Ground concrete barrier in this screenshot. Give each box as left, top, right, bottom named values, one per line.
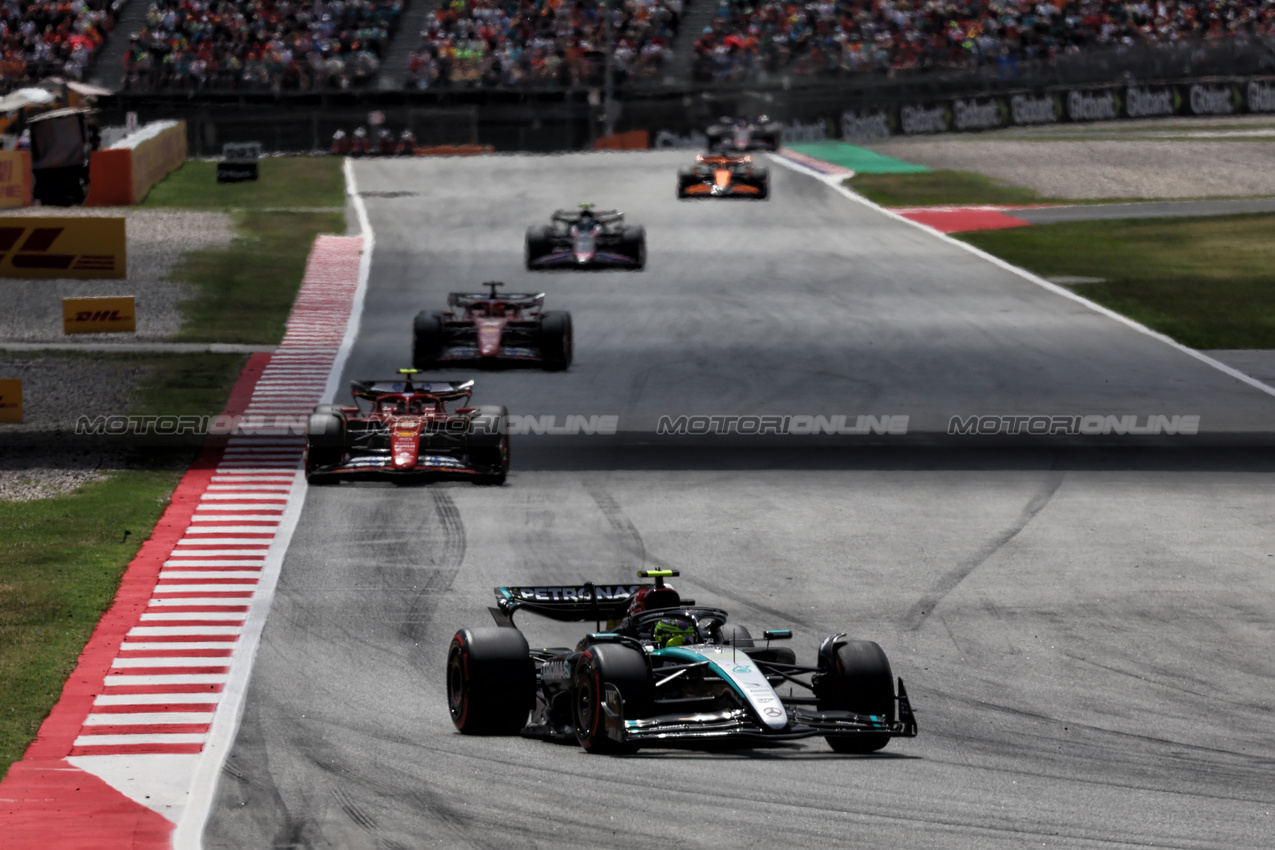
left=84, top=120, right=187, bottom=206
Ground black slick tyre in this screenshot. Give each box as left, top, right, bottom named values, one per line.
left=821, top=639, right=895, bottom=754
left=447, top=627, right=534, bottom=734
left=539, top=311, right=573, bottom=371
left=572, top=643, right=650, bottom=753
left=413, top=311, right=444, bottom=369
left=620, top=225, right=645, bottom=270
left=525, top=225, right=552, bottom=269
left=467, top=404, right=509, bottom=485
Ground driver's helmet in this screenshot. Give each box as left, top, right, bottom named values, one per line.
left=653, top=617, right=696, bottom=648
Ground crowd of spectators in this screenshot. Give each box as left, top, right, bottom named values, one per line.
left=691, top=1, right=1275, bottom=83
left=123, top=0, right=403, bottom=91
left=0, top=0, right=122, bottom=88
left=405, top=0, right=683, bottom=89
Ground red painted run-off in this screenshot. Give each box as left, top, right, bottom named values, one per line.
left=0, top=235, right=365, bottom=849
left=893, top=207, right=1034, bottom=233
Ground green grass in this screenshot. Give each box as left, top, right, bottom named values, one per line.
left=0, top=469, right=184, bottom=776
left=848, top=170, right=1049, bottom=207
left=140, top=156, right=346, bottom=345
left=958, top=213, right=1275, bottom=349
left=170, top=210, right=344, bottom=345
left=142, top=157, right=345, bottom=210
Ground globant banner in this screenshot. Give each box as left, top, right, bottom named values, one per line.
left=836, top=76, right=1275, bottom=139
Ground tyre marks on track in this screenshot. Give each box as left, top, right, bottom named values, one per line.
left=905, top=470, right=1065, bottom=630
left=399, top=491, right=466, bottom=642
left=585, top=481, right=646, bottom=573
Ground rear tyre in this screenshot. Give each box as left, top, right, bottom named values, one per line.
left=820, top=639, right=895, bottom=754
left=468, top=404, right=509, bottom=485
left=447, top=627, right=534, bottom=734
left=539, top=311, right=573, bottom=371
left=525, top=225, right=553, bottom=270
left=620, top=225, right=645, bottom=270
left=573, top=643, right=650, bottom=753
left=413, top=311, right=444, bottom=369
left=717, top=623, right=754, bottom=648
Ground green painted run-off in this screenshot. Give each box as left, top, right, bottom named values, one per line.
left=787, top=142, right=930, bottom=174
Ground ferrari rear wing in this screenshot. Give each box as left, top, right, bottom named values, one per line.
left=350, top=379, right=475, bottom=401
left=448, top=292, right=544, bottom=310
left=491, top=583, right=643, bottom=625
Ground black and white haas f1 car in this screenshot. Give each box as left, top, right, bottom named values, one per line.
left=706, top=115, right=783, bottom=152
left=677, top=153, right=769, bottom=199
left=413, top=281, right=572, bottom=371
left=447, top=570, right=917, bottom=754
left=305, top=369, right=509, bottom=484
left=525, top=203, right=645, bottom=271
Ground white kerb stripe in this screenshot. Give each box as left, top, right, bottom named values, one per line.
left=84, top=713, right=214, bottom=725
left=104, top=674, right=229, bottom=686
left=74, top=734, right=208, bottom=746
left=95, top=692, right=223, bottom=705
left=112, top=656, right=235, bottom=667
left=128, top=626, right=243, bottom=636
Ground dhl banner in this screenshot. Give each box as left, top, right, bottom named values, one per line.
left=0, top=217, right=126, bottom=279
left=0, top=379, right=22, bottom=423
left=63, top=295, right=136, bottom=334
left=0, top=150, right=33, bottom=208
left=85, top=120, right=187, bottom=206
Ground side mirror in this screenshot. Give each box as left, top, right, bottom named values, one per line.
left=762, top=629, right=792, bottom=641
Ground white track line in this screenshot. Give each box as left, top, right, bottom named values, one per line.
left=768, top=152, right=1275, bottom=399
left=173, top=158, right=376, bottom=850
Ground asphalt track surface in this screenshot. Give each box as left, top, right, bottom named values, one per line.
left=205, top=152, right=1275, bottom=849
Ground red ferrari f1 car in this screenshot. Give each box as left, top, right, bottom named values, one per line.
left=413, top=282, right=572, bottom=371
left=677, top=153, right=769, bottom=199
left=305, top=370, right=509, bottom=484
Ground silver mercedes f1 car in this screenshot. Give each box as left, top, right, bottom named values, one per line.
left=446, top=570, right=917, bottom=754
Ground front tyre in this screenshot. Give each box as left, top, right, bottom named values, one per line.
left=447, top=627, right=534, bottom=734
left=820, top=639, right=895, bottom=754
left=572, top=643, right=650, bottom=753
left=539, top=311, right=573, bottom=371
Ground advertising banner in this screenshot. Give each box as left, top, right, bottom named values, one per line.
left=0, top=150, right=33, bottom=208
left=952, top=97, right=1008, bottom=132
left=0, top=217, right=125, bottom=279
left=62, top=295, right=136, bottom=334
left=1007, top=92, right=1062, bottom=126
left=1181, top=82, right=1241, bottom=116
left=840, top=109, right=893, bottom=141
left=1065, top=88, right=1122, bottom=122
left=1124, top=85, right=1178, bottom=118
left=0, top=378, right=21, bottom=423
left=898, top=102, right=951, bottom=135
left=1245, top=79, right=1275, bottom=113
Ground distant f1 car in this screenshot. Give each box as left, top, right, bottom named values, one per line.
left=677, top=153, right=769, bottom=199
left=525, top=204, right=645, bottom=270
left=305, top=369, right=509, bottom=484
left=446, top=569, right=917, bottom=754
left=706, top=116, right=783, bottom=152
left=413, top=282, right=572, bottom=371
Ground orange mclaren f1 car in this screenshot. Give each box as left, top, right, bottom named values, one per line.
left=676, top=153, right=769, bottom=200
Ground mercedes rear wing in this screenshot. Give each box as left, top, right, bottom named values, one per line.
left=491, top=583, right=643, bottom=626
